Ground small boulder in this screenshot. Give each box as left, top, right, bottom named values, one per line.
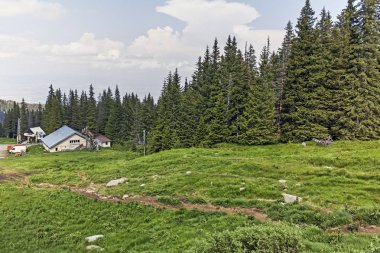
left=122, top=194, right=129, bottom=200
left=86, top=245, right=103, bottom=251
left=186, top=171, right=192, bottom=175
left=302, top=142, right=307, bottom=147
left=239, top=187, right=245, bottom=192
left=106, top=178, right=127, bottom=187
left=85, top=235, right=104, bottom=242
left=282, top=193, right=302, bottom=203
left=279, top=179, right=287, bottom=184
left=140, top=184, right=145, bottom=187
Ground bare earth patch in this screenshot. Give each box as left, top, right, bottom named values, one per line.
left=0, top=172, right=29, bottom=183
left=37, top=183, right=268, bottom=222
left=326, top=225, right=380, bottom=235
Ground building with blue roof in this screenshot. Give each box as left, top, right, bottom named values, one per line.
left=41, top=125, right=90, bottom=152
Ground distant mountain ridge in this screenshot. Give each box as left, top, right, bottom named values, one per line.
left=0, top=99, right=41, bottom=112
left=0, top=99, right=42, bottom=124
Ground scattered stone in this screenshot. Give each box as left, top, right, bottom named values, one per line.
left=295, top=183, right=302, bottom=187
left=239, top=187, right=245, bottom=192
left=279, top=179, right=287, bottom=184
left=86, top=245, right=103, bottom=251
left=85, top=235, right=104, bottom=242
left=106, top=178, right=127, bottom=187
left=324, top=166, right=333, bottom=170
left=122, top=194, right=129, bottom=200
left=151, top=175, right=160, bottom=180
left=282, top=193, right=302, bottom=203
left=140, top=184, right=145, bottom=187
left=186, top=171, right=192, bottom=175
left=302, top=142, right=307, bottom=147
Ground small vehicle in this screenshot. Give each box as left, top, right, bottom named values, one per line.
left=8, top=144, right=27, bottom=154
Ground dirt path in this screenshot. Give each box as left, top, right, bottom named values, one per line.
left=0, top=144, right=8, bottom=159
left=37, top=183, right=268, bottom=222
left=326, top=225, right=380, bottom=235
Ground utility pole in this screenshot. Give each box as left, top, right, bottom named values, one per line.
left=143, top=129, right=146, bottom=156
left=17, top=118, right=21, bottom=144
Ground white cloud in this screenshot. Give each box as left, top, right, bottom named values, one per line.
left=0, top=33, right=125, bottom=69
left=38, top=33, right=124, bottom=61
left=0, top=0, right=287, bottom=89
left=127, top=0, right=285, bottom=72
left=0, top=0, right=65, bottom=20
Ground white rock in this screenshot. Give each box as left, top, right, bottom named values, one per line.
left=106, top=178, right=127, bottom=187
left=239, top=187, right=245, bottom=192
left=282, top=193, right=302, bottom=203
left=85, top=235, right=104, bottom=242
left=302, top=142, right=307, bottom=147
left=295, top=183, right=302, bottom=187
left=324, top=166, right=333, bottom=170
left=140, top=184, right=145, bottom=187
left=151, top=175, right=160, bottom=180
left=122, top=194, right=129, bottom=200
left=186, top=171, right=192, bottom=175
left=86, top=245, right=103, bottom=251
left=279, top=180, right=287, bottom=184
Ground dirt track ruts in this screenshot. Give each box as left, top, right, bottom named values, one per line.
left=37, top=183, right=268, bottom=222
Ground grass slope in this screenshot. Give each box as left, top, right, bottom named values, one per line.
left=0, top=137, right=16, bottom=144
left=0, top=140, right=379, bottom=252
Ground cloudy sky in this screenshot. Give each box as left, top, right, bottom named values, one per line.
left=0, top=0, right=347, bottom=103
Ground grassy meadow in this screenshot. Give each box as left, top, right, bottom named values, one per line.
left=0, top=140, right=379, bottom=252
left=0, top=137, right=16, bottom=144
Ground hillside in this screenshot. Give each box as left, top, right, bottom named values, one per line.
left=0, top=141, right=379, bottom=252
left=0, top=99, right=41, bottom=112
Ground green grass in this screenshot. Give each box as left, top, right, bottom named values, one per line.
left=4, top=140, right=379, bottom=207
left=0, top=140, right=379, bottom=252
left=0, top=137, right=16, bottom=144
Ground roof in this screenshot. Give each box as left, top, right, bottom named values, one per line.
left=41, top=125, right=88, bottom=149
left=30, top=127, right=45, bottom=135
left=94, top=134, right=111, bottom=143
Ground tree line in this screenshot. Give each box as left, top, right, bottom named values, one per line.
left=1, top=0, right=379, bottom=153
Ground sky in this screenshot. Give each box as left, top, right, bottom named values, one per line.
left=0, top=0, right=348, bottom=103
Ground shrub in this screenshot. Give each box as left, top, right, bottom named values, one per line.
left=348, top=208, right=380, bottom=225
left=322, top=209, right=353, bottom=229
left=193, top=223, right=303, bottom=253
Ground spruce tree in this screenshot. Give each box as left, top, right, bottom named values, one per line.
left=281, top=0, right=329, bottom=141
left=87, top=84, right=97, bottom=132
left=105, top=86, right=122, bottom=141
left=240, top=41, right=278, bottom=144
left=275, top=21, right=294, bottom=129
left=20, top=98, right=28, bottom=133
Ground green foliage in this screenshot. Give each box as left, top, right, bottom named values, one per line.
left=193, top=223, right=303, bottom=253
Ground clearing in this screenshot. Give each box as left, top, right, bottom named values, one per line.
left=0, top=141, right=379, bottom=252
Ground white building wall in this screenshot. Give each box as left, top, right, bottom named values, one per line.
left=47, top=134, right=89, bottom=153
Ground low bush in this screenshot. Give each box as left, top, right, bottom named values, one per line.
left=193, top=223, right=303, bottom=253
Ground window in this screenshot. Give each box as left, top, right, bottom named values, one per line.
left=70, top=140, right=80, bottom=144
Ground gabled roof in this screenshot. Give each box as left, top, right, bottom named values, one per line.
left=41, top=125, right=88, bottom=148
left=94, top=134, right=111, bottom=143
left=30, top=127, right=45, bottom=135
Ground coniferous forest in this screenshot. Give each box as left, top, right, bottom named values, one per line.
left=1, top=0, right=379, bottom=153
